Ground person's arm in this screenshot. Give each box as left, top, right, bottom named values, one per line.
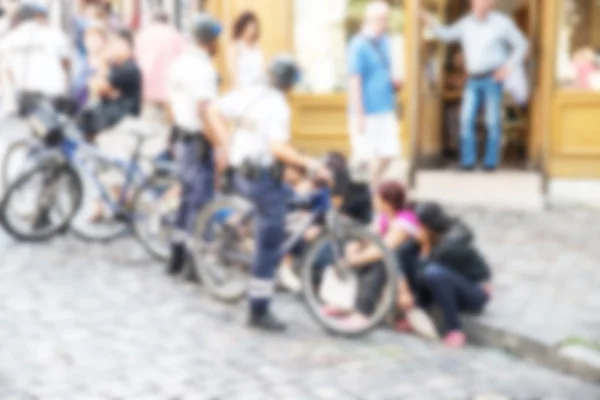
left=203, top=102, right=230, bottom=151
left=493, top=18, right=529, bottom=81
left=270, top=141, right=319, bottom=172
left=54, top=30, right=72, bottom=87
left=226, top=44, right=238, bottom=88
left=347, top=227, right=410, bottom=268
left=188, top=66, right=228, bottom=148
left=89, top=73, right=116, bottom=97
left=348, top=39, right=365, bottom=132
left=266, top=110, right=327, bottom=177
left=423, top=13, right=463, bottom=43
left=503, top=18, right=529, bottom=71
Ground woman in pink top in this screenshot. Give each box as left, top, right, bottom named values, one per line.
left=323, top=181, right=420, bottom=328
left=135, top=11, right=184, bottom=106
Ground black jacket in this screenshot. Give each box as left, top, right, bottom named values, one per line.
left=332, top=169, right=372, bottom=224
left=425, top=221, right=492, bottom=283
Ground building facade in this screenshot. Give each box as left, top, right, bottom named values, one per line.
left=206, top=0, right=600, bottom=193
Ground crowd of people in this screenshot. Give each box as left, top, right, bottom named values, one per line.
left=0, top=0, right=497, bottom=349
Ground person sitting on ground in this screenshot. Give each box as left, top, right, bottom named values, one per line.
left=321, top=181, right=419, bottom=328
left=324, top=151, right=372, bottom=225
left=276, top=163, right=327, bottom=293
left=408, top=202, right=493, bottom=348
left=79, top=28, right=142, bottom=221
left=80, top=28, right=141, bottom=142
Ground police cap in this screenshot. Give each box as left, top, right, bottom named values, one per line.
left=189, top=13, right=222, bottom=44
left=268, top=54, right=300, bottom=91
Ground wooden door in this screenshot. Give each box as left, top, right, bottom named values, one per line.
left=407, top=0, right=447, bottom=185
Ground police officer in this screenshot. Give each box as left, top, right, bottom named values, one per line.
left=0, top=2, right=71, bottom=114
left=165, top=13, right=229, bottom=275
left=215, top=55, right=329, bottom=331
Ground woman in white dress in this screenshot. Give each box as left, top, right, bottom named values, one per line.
left=227, top=11, right=264, bottom=89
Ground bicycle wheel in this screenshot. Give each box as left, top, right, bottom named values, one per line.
left=0, top=159, right=82, bottom=242
left=191, top=195, right=254, bottom=303
left=300, top=223, right=399, bottom=337
left=69, top=160, right=132, bottom=242
left=1, top=137, right=43, bottom=190
left=131, top=172, right=180, bottom=262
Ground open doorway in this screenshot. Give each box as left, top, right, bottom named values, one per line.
left=418, top=0, right=538, bottom=170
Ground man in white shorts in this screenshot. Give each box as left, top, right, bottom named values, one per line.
left=347, top=1, right=400, bottom=186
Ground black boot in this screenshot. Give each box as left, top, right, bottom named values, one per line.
left=167, top=244, right=186, bottom=275
left=248, top=309, right=287, bottom=332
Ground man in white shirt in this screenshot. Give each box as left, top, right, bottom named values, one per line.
left=0, top=2, right=70, bottom=107
left=215, top=55, right=329, bottom=332
left=165, top=13, right=229, bottom=276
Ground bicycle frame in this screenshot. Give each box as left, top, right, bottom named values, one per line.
left=59, top=136, right=147, bottom=217
left=216, top=188, right=337, bottom=264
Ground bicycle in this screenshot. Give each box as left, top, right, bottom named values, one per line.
left=0, top=97, right=179, bottom=256
left=191, top=182, right=399, bottom=337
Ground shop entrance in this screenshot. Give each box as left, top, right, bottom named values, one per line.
left=410, top=0, right=540, bottom=171
left=408, top=0, right=545, bottom=208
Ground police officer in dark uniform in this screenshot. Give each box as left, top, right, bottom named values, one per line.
left=165, top=14, right=229, bottom=274
left=215, top=55, right=330, bottom=331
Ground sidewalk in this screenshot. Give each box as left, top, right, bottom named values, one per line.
left=453, top=206, right=600, bottom=381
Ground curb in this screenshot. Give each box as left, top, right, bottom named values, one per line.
left=462, top=316, right=600, bottom=383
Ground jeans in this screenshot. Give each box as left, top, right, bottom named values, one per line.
left=421, top=264, right=489, bottom=332
left=460, top=77, right=503, bottom=168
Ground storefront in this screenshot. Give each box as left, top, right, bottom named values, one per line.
left=207, top=0, right=600, bottom=183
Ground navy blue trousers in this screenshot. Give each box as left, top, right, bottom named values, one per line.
left=237, top=172, right=288, bottom=315
left=173, top=137, right=215, bottom=238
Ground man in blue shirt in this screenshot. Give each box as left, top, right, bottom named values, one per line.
left=347, top=0, right=400, bottom=186
left=424, top=0, right=528, bottom=170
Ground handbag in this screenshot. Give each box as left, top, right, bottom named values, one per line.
left=319, top=266, right=358, bottom=312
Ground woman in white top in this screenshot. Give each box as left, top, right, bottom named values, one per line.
left=227, top=11, right=264, bottom=89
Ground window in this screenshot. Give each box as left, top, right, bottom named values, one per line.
left=293, top=0, right=405, bottom=94
left=555, top=0, right=600, bottom=90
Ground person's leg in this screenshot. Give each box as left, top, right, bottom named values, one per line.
left=459, top=80, right=483, bottom=169
left=482, top=78, right=504, bottom=169
left=396, top=241, right=421, bottom=294
left=370, top=113, right=400, bottom=186
left=169, top=138, right=215, bottom=274
left=168, top=138, right=193, bottom=274
left=349, top=115, right=372, bottom=179
left=421, top=263, right=489, bottom=333
left=248, top=176, right=288, bottom=330
left=355, top=262, right=387, bottom=316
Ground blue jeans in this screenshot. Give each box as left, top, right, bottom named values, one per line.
left=460, top=77, right=503, bottom=168
left=421, top=264, right=489, bottom=333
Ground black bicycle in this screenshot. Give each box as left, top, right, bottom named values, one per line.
left=191, top=186, right=399, bottom=337
left=0, top=97, right=179, bottom=255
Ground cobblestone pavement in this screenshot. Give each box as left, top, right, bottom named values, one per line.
left=0, top=234, right=599, bottom=400
left=454, top=207, right=600, bottom=345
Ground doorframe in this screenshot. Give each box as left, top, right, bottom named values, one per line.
left=406, top=0, right=423, bottom=188
left=406, top=0, right=552, bottom=189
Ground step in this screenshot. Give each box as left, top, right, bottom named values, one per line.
left=412, top=170, right=545, bottom=211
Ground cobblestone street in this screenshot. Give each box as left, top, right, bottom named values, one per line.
left=0, top=231, right=599, bottom=400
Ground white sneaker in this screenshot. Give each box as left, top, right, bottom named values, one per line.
left=277, top=263, right=302, bottom=293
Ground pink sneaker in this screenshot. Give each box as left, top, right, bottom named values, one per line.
left=320, top=304, right=350, bottom=318
left=443, top=331, right=467, bottom=348
left=337, top=314, right=370, bottom=331
left=394, top=318, right=413, bottom=333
